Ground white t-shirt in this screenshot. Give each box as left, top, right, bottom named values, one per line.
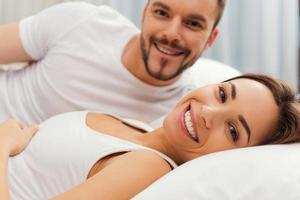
left=0, top=2, right=190, bottom=124
left=8, top=111, right=177, bottom=199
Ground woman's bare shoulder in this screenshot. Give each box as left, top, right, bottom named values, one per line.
left=93, top=150, right=172, bottom=198
left=52, top=150, right=172, bottom=200
left=117, top=150, right=173, bottom=172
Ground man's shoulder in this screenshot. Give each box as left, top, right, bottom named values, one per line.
left=41, top=2, right=98, bottom=15
left=36, top=2, right=124, bottom=22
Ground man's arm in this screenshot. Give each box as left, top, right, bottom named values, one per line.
left=52, top=150, right=172, bottom=200
left=0, top=22, right=33, bottom=64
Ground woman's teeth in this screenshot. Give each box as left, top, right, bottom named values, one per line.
left=184, top=110, right=198, bottom=142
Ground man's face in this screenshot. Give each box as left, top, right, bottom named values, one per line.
left=140, top=0, right=219, bottom=81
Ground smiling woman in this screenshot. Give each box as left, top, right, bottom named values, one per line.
left=0, top=73, right=299, bottom=199
left=162, top=74, right=281, bottom=164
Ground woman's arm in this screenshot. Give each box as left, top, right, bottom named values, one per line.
left=0, top=120, right=38, bottom=200
left=0, top=154, right=9, bottom=200
left=52, top=150, right=172, bottom=200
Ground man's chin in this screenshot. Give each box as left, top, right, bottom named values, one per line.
left=147, top=62, right=189, bottom=80
left=150, top=75, right=174, bottom=81
left=147, top=69, right=181, bottom=81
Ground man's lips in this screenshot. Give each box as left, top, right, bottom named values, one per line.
left=154, top=42, right=185, bottom=56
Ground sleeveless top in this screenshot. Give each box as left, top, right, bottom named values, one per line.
left=8, top=111, right=177, bottom=199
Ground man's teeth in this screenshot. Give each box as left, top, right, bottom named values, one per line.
left=156, top=44, right=183, bottom=56
left=184, top=110, right=198, bottom=141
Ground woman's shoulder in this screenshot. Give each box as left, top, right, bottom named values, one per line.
left=121, top=150, right=173, bottom=171
left=95, top=149, right=172, bottom=174
left=54, top=150, right=172, bottom=199
left=94, top=150, right=172, bottom=197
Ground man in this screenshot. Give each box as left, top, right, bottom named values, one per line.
left=0, top=0, right=225, bottom=124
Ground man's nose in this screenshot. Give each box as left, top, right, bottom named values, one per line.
left=162, top=17, right=182, bottom=42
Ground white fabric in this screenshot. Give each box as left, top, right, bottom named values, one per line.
left=184, top=58, right=241, bottom=87
left=134, top=145, right=300, bottom=200
left=8, top=111, right=177, bottom=200
left=0, top=2, right=188, bottom=124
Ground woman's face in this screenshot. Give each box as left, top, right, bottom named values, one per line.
left=163, top=78, right=279, bottom=164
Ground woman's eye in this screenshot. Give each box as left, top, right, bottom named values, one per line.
left=218, top=86, right=227, bottom=103
left=154, top=9, right=169, bottom=18
left=229, top=124, right=239, bottom=142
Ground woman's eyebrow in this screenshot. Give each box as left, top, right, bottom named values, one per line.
left=229, top=81, right=251, bottom=143
left=239, top=115, right=251, bottom=143
left=229, top=82, right=236, bottom=99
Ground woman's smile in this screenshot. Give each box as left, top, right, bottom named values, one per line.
left=179, top=102, right=199, bottom=143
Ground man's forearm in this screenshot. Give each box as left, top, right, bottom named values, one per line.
left=0, top=153, right=10, bottom=200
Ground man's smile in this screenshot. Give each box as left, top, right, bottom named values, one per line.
left=154, top=42, right=185, bottom=57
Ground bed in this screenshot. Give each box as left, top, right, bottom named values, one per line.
left=2, top=59, right=300, bottom=199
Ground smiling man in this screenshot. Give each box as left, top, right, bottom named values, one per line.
left=0, top=0, right=226, bottom=124
left=124, top=0, right=221, bottom=86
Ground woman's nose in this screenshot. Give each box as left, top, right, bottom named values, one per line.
left=200, top=105, right=220, bottom=129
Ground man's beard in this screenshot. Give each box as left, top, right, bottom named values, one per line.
left=140, top=35, right=200, bottom=81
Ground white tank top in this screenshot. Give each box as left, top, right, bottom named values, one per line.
left=8, top=111, right=177, bottom=200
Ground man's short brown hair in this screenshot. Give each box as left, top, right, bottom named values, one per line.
left=213, top=0, right=226, bottom=29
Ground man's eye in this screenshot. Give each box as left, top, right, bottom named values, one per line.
left=229, top=124, right=239, bottom=142
left=154, top=9, right=169, bottom=18
left=218, top=86, right=227, bottom=103
left=185, top=20, right=203, bottom=29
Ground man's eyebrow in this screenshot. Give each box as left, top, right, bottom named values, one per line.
left=229, top=82, right=236, bottom=99
left=187, top=14, right=207, bottom=24
left=152, top=2, right=170, bottom=11
left=238, top=115, right=251, bottom=143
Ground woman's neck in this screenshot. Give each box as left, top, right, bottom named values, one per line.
left=139, top=128, right=182, bottom=165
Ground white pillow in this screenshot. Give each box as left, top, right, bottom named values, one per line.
left=134, top=144, right=300, bottom=200
left=141, top=59, right=300, bottom=200
left=183, top=58, right=241, bottom=87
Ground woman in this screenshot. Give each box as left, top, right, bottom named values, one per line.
left=0, top=74, right=300, bottom=200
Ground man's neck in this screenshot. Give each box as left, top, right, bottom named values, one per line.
left=121, top=34, right=180, bottom=87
